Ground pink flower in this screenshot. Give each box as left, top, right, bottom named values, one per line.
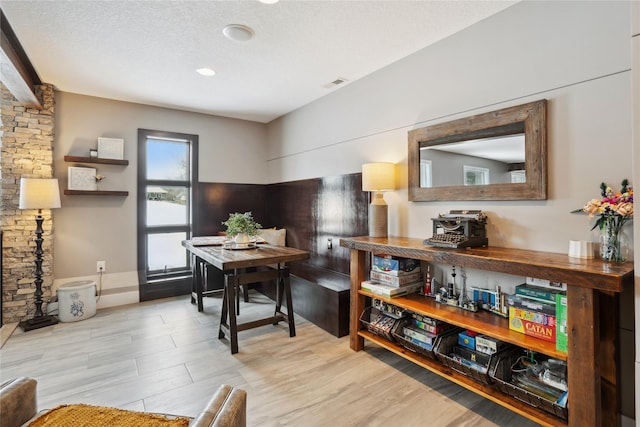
left=576, top=179, right=633, bottom=231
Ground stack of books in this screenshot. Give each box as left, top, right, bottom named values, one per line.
left=508, top=282, right=567, bottom=352
left=403, top=313, right=452, bottom=351
left=361, top=255, right=422, bottom=298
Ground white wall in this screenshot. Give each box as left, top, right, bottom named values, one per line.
left=53, top=93, right=266, bottom=306
left=267, top=1, right=632, bottom=253
left=266, top=0, right=636, bottom=420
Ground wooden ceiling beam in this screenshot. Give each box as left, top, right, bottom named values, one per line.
left=1, top=9, right=42, bottom=107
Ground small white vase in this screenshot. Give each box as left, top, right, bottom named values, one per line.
left=234, top=233, right=252, bottom=244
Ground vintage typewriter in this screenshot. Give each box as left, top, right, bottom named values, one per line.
left=424, top=210, right=488, bottom=248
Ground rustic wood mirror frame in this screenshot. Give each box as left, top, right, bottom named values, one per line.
left=408, top=100, right=547, bottom=201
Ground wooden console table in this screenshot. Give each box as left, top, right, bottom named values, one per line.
left=340, top=236, right=634, bottom=427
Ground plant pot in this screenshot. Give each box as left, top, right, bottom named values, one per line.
left=234, top=233, right=252, bottom=245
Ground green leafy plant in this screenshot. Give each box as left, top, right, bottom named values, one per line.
left=222, top=211, right=262, bottom=237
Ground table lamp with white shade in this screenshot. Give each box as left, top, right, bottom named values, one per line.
left=362, top=162, right=395, bottom=237
left=18, top=178, right=61, bottom=331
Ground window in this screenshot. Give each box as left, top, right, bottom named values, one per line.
left=420, top=160, right=432, bottom=188
left=137, top=129, right=198, bottom=301
left=463, top=165, right=490, bottom=186
left=510, top=170, right=526, bottom=183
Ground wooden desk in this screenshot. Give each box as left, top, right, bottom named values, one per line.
left=182, top=240, right=310, bottom=353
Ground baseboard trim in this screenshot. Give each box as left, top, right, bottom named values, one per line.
left=0, top=322, right=18, bottom=348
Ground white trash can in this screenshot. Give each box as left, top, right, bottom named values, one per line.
left=57, top=280, right=97, bottom=322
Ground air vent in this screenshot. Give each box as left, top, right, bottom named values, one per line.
left=323, top=77, right=349, bottom=89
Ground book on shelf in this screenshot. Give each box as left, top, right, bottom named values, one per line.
left=360, top=280, right=421, bottom=298
left=369, top=270, right=422, bottom=287
left=508, top=307, right=557, bottom=342
left=508, top=295, right=557, bottom=343
left=515, top=283, right=565, bottom=304
left=556, top=293, right=568, bottom=353
left=525, top=277, right=567, bottom=291
left=372, top=254, right=420, bottom=276
left=508, top=295, right=556, bottom=316
left=407, top=336, right=434, bottom=351
left=412, top=319, right=451, bottom=335
left=403, top=325, right=437, bottom=346
left=411, top=313, right=445, bottom=327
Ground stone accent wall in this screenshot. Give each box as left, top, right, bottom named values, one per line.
left=1, top=82, right=56, bottom=325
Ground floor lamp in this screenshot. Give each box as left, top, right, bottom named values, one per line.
left=362, top=163, right=395, bottom=238
left=18, top=178, right=61, bottom=331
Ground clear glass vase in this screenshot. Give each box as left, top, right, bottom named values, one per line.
left=599, top=217, right=629, bottom=263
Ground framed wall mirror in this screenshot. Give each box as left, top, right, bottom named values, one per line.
left=408, top=100, right=547, bottom=201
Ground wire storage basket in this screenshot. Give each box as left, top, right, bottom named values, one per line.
left=392, top=322, right=461, bottom=361
left=359, top=306, right=409, bottom=342
left=489, top=351, right=568, bottom=421
left=434, top=333, right=518, bottom=385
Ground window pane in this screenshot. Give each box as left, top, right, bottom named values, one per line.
left=463, top=165, right=490, bottom=186
left=147, top=232, right=188, bottom=272
left=420, top=160, right=432, bottom=188
left=146, top=186, right=188, bottom=226
left=147, top=139, right=188, bottom=180
left=510, top=170, right=526, bottom=183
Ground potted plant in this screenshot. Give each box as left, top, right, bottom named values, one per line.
left=222, top=211, right=262, bottom=244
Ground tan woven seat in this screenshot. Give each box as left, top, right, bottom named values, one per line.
left=0, top=378, right=246, bottom=427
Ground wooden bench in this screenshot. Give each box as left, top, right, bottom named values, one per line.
left=255, top=263, right=350, bottom=337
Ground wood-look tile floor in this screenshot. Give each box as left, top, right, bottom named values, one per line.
left=1, top=292, right=539, bottom=426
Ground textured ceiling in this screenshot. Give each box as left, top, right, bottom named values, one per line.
left=2, top=1, right=517, bottom=123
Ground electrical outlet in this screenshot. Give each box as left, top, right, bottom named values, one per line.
left=97, top=261, right=106, bottom=273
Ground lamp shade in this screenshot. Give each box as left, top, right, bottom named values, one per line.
left=19, top=178, right=61, bottom=210
left=362, top=162, right=395, bottom=192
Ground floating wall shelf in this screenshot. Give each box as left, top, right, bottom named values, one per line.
left=64, top=155, right=129, bottom=166
left=64, top=154, right=129, bottom=196
left=64, top=190, right=129, bottom=196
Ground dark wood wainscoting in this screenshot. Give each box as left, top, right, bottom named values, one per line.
left=264, top=173, right=368, bottom=274
left=194, top=183, right=267, bottom=237
left=195, top=173, right=368, bottom=336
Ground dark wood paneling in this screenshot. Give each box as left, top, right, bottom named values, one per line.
left=197, top=173, right=368, bottom=275
left=195, top=174, right=367, bottom=337
left=263, top=179, right=318, bottom=252
left=194, top=183, right=267, bottom=237
left=265, top=173, right=368, bottom=275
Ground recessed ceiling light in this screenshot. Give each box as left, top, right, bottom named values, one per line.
left=258, top=0, right=279, bottom=4
left=196, top=68, right=216, bottom=76
left=222, top=24, right=255, bottom=42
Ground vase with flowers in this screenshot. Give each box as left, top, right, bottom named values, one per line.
left=578, top=179, right=633, bottom=262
